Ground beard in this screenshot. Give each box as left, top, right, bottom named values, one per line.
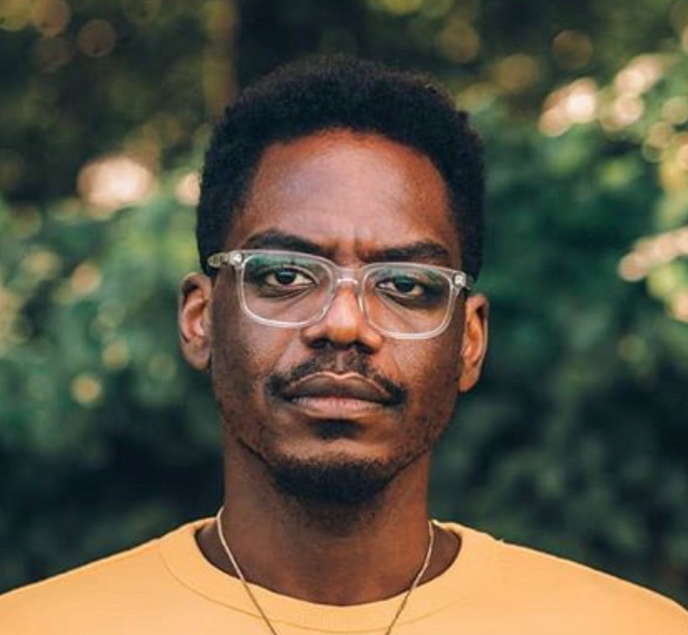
left=221, top=347, right=457, bottom=528
left=261, top=450, right=411, bottom=534
left=230, top=401, right=456, bottom=533
left=270, top=452, right=397, bottom=506
left=260, top=352, right=415, bottom=508
left=258, top=411, right=449, bottom=509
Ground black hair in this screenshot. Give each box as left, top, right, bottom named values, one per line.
left=197, top=55, right=485, bottom=279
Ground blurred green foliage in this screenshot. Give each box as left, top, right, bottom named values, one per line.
left=1, top=0, right=687, bottom=607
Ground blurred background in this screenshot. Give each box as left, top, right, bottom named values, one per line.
left=1, top=0, right=688, bottom=604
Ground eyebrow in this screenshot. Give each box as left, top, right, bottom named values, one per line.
left=242, top=230, right=452, bottom=265
left=367, top=242, right=451, bottom=265
left=243, top=230, right=328, bottom=256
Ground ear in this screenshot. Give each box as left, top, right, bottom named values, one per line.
left=457, top=293, right=489, bottom=393
left=179, top=272, right=213, bottom=371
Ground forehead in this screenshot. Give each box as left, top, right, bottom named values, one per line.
left=226, top=130, right=461, bottom=266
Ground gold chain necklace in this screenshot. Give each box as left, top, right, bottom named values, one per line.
left=215, top=508, right=435, bottom=635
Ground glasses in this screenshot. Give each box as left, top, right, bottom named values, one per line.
left=207, top=249, right=473, bottom=340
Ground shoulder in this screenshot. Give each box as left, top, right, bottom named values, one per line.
left=0, top=539, right=162, bottom=631
left=445, top=523, right=688, bottom=634
left=0, top=520, right=205, bottom=635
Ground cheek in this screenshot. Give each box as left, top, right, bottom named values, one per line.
left=213, top=330, right=259, bottom=397
left=210, top=289, right=274, bottom=414
left=398, top=336, right=461, bottom=415
left=211, top=314, right=296, bottom=418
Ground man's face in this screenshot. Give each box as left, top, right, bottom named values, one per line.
left=181, top=130, right=487, bottom=504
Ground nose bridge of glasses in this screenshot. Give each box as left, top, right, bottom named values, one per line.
left=332, top=266, right=360, bottom=290
left=322, top=265, right=368, bottom=320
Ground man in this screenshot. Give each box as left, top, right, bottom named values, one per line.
left=1, top=56, right=687, bottom=634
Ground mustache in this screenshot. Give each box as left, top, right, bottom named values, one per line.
left=266, top=355, right=408, bottom=406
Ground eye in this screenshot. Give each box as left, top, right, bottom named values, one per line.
left=377, top=275, right=426, bottom=298
left=263, top=266, right=315, bottom=288
left=244, top=259, right=322, bottom=299
left=372, top=267, right=447, bottom=309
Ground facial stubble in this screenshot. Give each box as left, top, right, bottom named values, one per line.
left=212, top=312, right=458, bottom=525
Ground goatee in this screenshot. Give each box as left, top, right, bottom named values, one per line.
left=270, top=454, right=396, bottom=506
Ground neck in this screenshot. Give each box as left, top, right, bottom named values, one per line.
left=196, top=443, right=459, bottom=605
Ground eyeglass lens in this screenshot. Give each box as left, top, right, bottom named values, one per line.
left=240, top=252, right=453, bottom=335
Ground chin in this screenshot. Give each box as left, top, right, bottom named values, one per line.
left=268, top=452, right=399, bottom=507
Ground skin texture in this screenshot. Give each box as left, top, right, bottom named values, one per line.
left=179, top=129, right=488, bottom=605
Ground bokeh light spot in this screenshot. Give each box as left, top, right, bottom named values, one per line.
left=552, top=30, right=593, bottom=70
left=613, top=55, right=666, bottom=96
left=70, top=261, right=102, bottom=297
left=0, top=0, right=32, bottom=31
left=435, top=18, right=480, bottom=63
left=647, top=122, right=674, bottom=149
left=77, top=19, right=117, bottom=58
left=618, top=253, right=649, bottom=281
left=71, top=373, right=103, bottom=407
left=663, top=96, right=688, bottom=125
left=30, top=0, right=71, bottom=37
left=0, top=278, right=22, bottom=356
left=175, top=172, right=200, bottom=205
left=102, top=340, right=130, bottom=371
left=78, top=154, right=155, bottom=213
left=619, top=227, right=688, bottom=282
left=676, top=140, right=688, bottom=171
left=669, top=293, right=688, bottom=322
left=492, top=54, right=541, bottom=94
left=539, top=78, right=598, bottom=137
left=21, top=249, right=62, bottom=280
left=601, top=94, right=644, bottom=132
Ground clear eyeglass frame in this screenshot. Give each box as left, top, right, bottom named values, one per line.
left=207, top=249, right=474, bottom=340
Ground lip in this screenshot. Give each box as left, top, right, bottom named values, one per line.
left=279, top=373, right=395, bottom=417
left=282, top=373, right=393, bottom=402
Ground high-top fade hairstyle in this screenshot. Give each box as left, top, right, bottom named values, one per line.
left=197, top=55, right=485, bottom=279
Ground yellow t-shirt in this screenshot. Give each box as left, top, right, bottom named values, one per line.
left=1, top=519, right=686, bottom=634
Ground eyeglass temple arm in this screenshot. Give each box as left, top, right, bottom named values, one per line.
left=207, top=252, right=235, bottom=268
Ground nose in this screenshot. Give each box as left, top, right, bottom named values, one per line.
left=299, top=278, right=384, bottom=351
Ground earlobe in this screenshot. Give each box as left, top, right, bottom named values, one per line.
left=179, top=273, right=213, bottom=370
left=457, top=293, right=489, bottom=393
